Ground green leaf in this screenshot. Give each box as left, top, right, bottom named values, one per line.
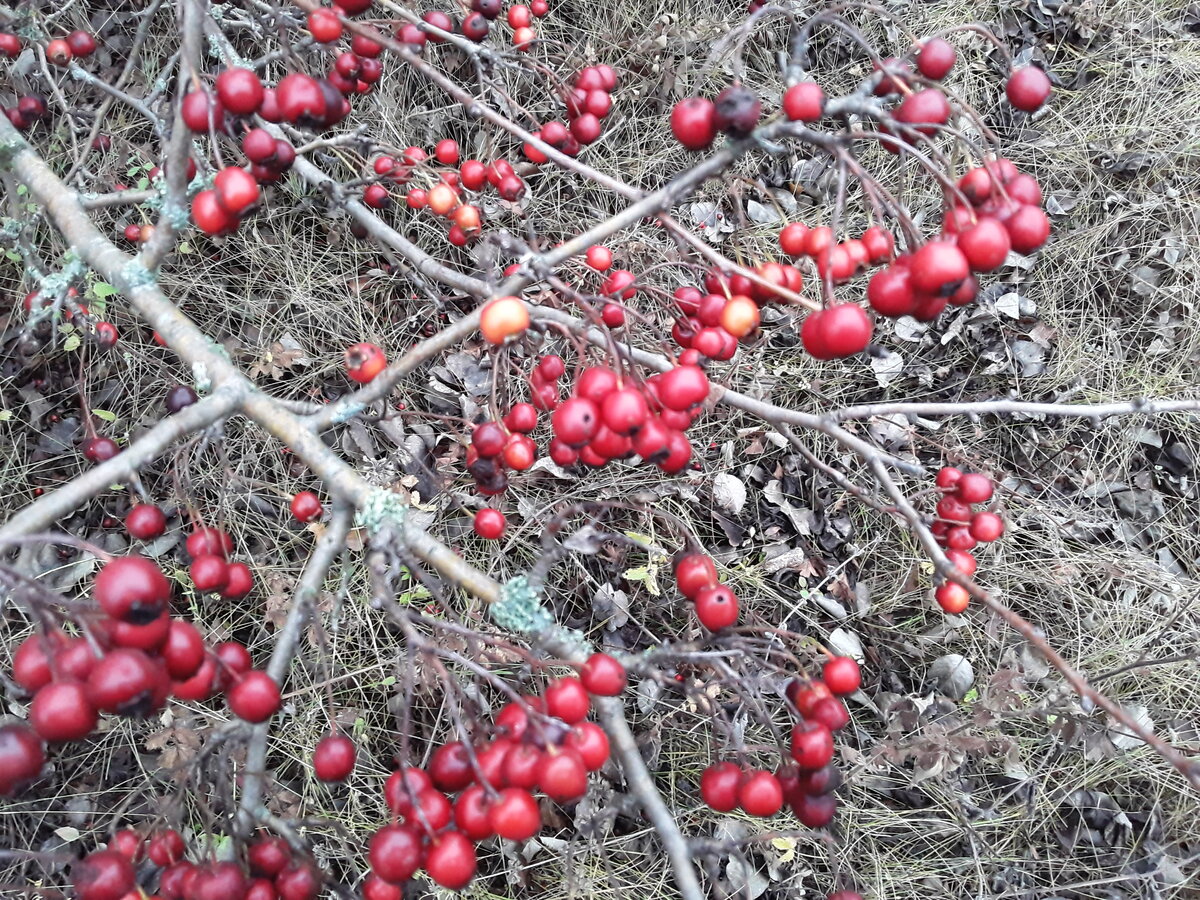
left=91, top=281, right=118, bottom=299
left=92, top=409, right=117, bottom=423
left=5, top=250, right=20, bottom=263
left=63, top=333, right=81, bottom=352
left=0, top=410, right=12, bottom=421
left=623, top=531, right=654, bottom=547
left=177, top=241, right=192, bottom=255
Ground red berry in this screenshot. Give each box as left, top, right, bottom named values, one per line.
left=73, top=851, right=135, bottom=900
left=368, top=823, right=422, bottom=883
left=147, top=830, right=187, bottom=867
left=539, top=749, right=589, bottom=802
left=182, top=90, right=223, bottom=132
left=910, top=242, right=969, bottom=295
left=956, top=473, right=994, bottom=504
left=473, top=508, right=506, bottom=539
left=429, top=741, right=474, bottom=792
left=424, top=831, right=476, bottom=890
left=585, top=245, right=613, bottom=271
left=95, top=555, right=171, bottom=624
left=487, top=787, right=541, bottom=840
left=227, top=670, right=281, bottom=723
left=275, top=863, right=320, bottom=900
left=222, top=562, right=254, bottom=599
left=84, top=437, right=121, bottom=462
left=790, top=720, right=834, bottom=770
left=700, top=762, right=742, bottom=812
left=216, top=68, right=264, bottom=116
left=345, top=343, right=387, bottom=383
left=1005, top=205, right=1051, bottom=254
left=307, top=9, right=343, bottom=42
left=313, top=734, right=356, bottom=781
left=565, top=721, right=610, bottom=770
left=713, top=84, right=761, bottom=135
left=580, top=653, right=626, bottom=696
left=30, top=680, right=97, bottom=742
left=694, top=584, right=739, bottom=630
left=552, top=397, right=600, bottom=447
left=289, top=491, right=323, bottom=523
left=1006, top=66, right=1052, bottom=112
left=738, top=770, right=784, bottom=816
left=917, top=38, right=956, bottom=80
left=782, top=82, right=824, bottom=122
left=162, top=620, right=206, bottom=680
left=0, top=723, right=44, bottom=797
left=66, top=30, right=97, bottom=58
left=670, top=98, right=718, bottom=150
left=969, top=511, right=1004, bottom=542
left=125, top=504, right=167, bottom=540
left=935, top=582, right=970, bottom=614
left=545, top=676, right=590, bottom=723
left=190, top=554, right=230, bottom=593
left=956, top=217, right=1011, bottom=272
left=791, top=791, right=838, bottom=827
left=809, top=696, right=850, bottom=731
left=822, top=657, right=861, bottom=696
left=674, top=553, right=718, bottom=599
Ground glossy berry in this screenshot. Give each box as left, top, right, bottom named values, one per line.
left=809, top=697, right=850, bottom=732
left=565, top=721, right=610, bottom=771
left=30, top=680, right=97, bottom=742
left=792, top=791, right=838, bottom=827
left=935, top=582, right=970, bottom=614
left=66, top=30, right=97, bottom=58
left=956, top=473, right=994, bottom=504
left=0, top=723, right=44, bottom=797
left=552, top=397, right=600, bottom=447
left=190, top=554, right=229, bottom=593
left=289, top=491, right=323, bottom=523
left=917, top=38, right=956, bottom=80
left=227, top=671, right=281, bottom=722
left=480, top=296, right=530, bottom=344
left=700, top=761, right=742, bottom=812
left=222, top=562, right=254, bottom=600
left=428, top=741, right=474, bottom=792
left=424, top=831, right=476, bottom=890
left=539, top=749, right=589, bottom=802
left=95, top=555, right=171, bottom=624
left=670, top=98, right=718, bottom=150
left=694, top=584, right=739, bottom=630
left=216, top=68, right=264, bottom=115
left=162, top=620, right=206, bottom=680
left=782, top=82, right=824, bottom=122
left=1006, top=66, right=1052, bottom=111
left=84, top=437, right=121, bottom=463
left=72, top=850, right=135, bottom=900
left=969, top=511, right=1004, bottom=542
left=487, top=787, right=541, bottom=840
left=165, top=384, right=199, bottom=414
left=125, top=504, right=167, bottom=540
left=345, top=343, right=387, bottom=383
left=473, top=508, right=506, bottom=539
left=790, top=720, right=835, bottom=770
left=545, top=676, right=590, bottom=723
left=738, top=770, right=784, bottom=817
left=580, top=653, right=627, bottom=696
left=822, top=657, right=861, bottom=696
left=147, top=830, right=186, bottom=867
left=313, top=734, right=356, bottom=782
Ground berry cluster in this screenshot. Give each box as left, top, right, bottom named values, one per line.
left=697, top=656, right=860, bottom=826
left=365, top=656, right=624, bottom=891
left=674, top=551, right=739, bottom=630
left=3, top=91, right=48, bottom=132
left=69, top=830, right=321, bottom=900
left=930, top=468, right=1003, bottom=614
left=23, top=287, right=121, bottom=356
left=365, top=145, right=519, bottom=247
left=2, top=523, right=280, bottom=788
left=526, top=64, right=620, bottom=160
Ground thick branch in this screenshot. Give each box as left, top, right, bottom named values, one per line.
left=0, top=389, right=243, bottom=542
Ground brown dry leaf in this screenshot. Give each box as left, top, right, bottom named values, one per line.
left=264, top=572, right=297, bottom=630
left=247, top=334, right=313, bottom=380
left=145, top=723, right=202, bottom=771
